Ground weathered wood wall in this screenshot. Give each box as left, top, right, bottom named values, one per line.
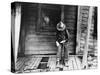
left=76, top=6, right=97, bottom=55
left=64, top=5, right=77, bottom=54
left=19, top=3, right=77, bottom=55
left=18, top=3, right=38, bottom=55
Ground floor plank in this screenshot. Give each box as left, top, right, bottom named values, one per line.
left=71, top=56, right=78, bottom=70
left=16, top=58, right=24, bottom=69
left=47, top=56, right=52, bottom=67
left=16, top=55, right=97, bottom=72
left=19, top=58, right=29, bottom=71
left=50, top=57, right=56, bottom=71
left=68, top=59, right=73, bottom=70
left=16, top=57, right=25, bottom=70
left=24, top=57, right=36, bottom=70
left=30, top=57, right=42, bottom=69
left=74, top=56, right=82, bottom=69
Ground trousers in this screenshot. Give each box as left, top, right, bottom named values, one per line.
left=56, top=41, right=69, bottom=61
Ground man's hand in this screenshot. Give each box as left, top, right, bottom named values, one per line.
left=56, top=41, right=60, bottom=46
left=60, top=40, right=66, bottom=43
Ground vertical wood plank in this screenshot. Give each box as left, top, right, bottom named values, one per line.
left=74, top=56, right=81, bottom=69
left=68, top=57, right=74, bottom=70
left=47, top=56, right=51, bottom=67
left=76, top=6, right=81, bottom=54
left=19, top=57, right=28, bottom=71
left=37, top=4, right=42, bottom=31
left=33, top=57, right=42, bottom=69
left=71, top=56, right=78, bottom=70
left=30, top=57, right=39, bottom=69
left=82, top=7, right=94, bottom=69
left=15, top=4, right=21, bottom=70
left=24, top=57, right=35, bottom=70
left=50, top=57, right=56, bottom=71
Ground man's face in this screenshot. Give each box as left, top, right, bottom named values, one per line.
left=57, top=22, right=66, bottom=31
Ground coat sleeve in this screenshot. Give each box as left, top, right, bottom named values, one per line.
left=65, top=29, right=70, bottom=40
left=56, top=31, right=61, bottom=43
left=56, top=30, right=59, bottom=41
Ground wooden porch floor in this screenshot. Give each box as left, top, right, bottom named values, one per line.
left=16, top=55, right=97, bottom=73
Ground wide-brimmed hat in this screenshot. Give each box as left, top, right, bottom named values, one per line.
left=57, top=21, right=66, bottom=31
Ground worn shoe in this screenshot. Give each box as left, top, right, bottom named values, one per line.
left=65, top=61, right=69, bottom=67
left=56, top=61, right=60, bottom=68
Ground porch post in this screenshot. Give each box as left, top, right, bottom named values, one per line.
left=82, top=7, right=94, bottom=68
left=76, top=6, right=81, bottom=54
